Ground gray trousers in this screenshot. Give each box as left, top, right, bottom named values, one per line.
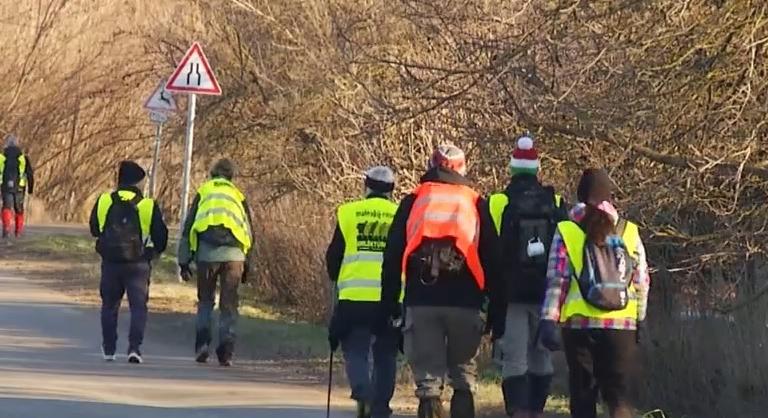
left=404, top=306, right=483, bottom=399
left=500, top=303, right=553, bottom=378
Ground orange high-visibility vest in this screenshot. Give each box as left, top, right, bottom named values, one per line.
left=403, top=182, right=485, bottom=289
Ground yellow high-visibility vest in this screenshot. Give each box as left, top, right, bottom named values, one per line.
left=96, top=190, right=155, bottom=243
left=557, top=220, right=641, bottom=322
left=488, top=192, right=563, bottom=234
left=190, top=178, right=251, bottom=253
left=337, top=197, right=398, bottom=302
left=0, top=154, right=27, bottom=188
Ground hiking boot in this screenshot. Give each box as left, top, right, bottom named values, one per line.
left=356, top=400, right=372, bottom=418
left=195, top=344, right=210, bottom=363
left=450, top=390, right=475, bottom=418
left=216, top=342, right=234, bottom=367
left=127, top=349, right=143, bottom=364
left=418, top=398, right=446, bottom=418
left=101, top=346, right=116, bottom=362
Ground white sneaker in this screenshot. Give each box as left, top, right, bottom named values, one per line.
left=127, top=350, right=143, bottom=364
left=102, top=347, right=116, bottom=362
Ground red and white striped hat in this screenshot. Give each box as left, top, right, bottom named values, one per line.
left=509, top=136, right=539, bottom=175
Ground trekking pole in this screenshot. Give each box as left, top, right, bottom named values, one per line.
left=326, top=350, right=334, bottom=418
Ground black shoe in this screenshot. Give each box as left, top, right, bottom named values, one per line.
left=127, top=349, right=143, bottom=364
left=195, top=344, right=210, bottom=363
left=216, top=342, right=234, bottom=367
left=450, top=390, right=474, bottom=418
left=418, top=398, right=446, bottom=418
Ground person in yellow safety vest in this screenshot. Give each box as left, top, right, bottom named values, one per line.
left=89, top=160, right=169, bottom=364
left=1, top=134, right=35, bottom=239
left=177, top=158, right=255, bottom=367
left=489, top=136, right=569, bottom=418
left=325, top=166, right=400, bottom=418
left=538, top=169, right=651, bottom=418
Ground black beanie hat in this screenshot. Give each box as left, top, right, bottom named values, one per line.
left=118, top=160, right=146, bottom=186
left=577, top=168, right=614, bottom=203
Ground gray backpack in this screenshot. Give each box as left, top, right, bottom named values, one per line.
left=576, top=221, right=634, bottom=311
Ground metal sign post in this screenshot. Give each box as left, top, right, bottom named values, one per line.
left=148, top=117, right=165, bottom=198
left=144, top=81, right=176, bottom=199
left=178, top=93, right=196, bottom=225
left=164, top=42, right=222, bottom=226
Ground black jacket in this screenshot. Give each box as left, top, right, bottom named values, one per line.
left=89, top=185, right=169, bottom=256
left=1, top=146, right=34, bottom=194
left=326, top=194, right=392, bottom=335
left=498, top=175, right=569, bottom=304
left=381, top=167, right=504, bottom=318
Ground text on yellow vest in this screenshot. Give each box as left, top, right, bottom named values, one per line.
left=337, top=197, right=398, bottom=302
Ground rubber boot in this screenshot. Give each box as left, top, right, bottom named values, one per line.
left=418, top=398, right=446, bottom=418
left=502, top=376, right=529, bottom=417
left=450, top=390, right=475, bottom=418
left=1, top=208, right=11, bottom=238
left=14, top=213, right=23, bottom=238
left=356, top=399, right=372, bottom=418
left=528, top=374, right=553, bottom=418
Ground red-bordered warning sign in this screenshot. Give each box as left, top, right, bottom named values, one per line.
left=165, top=43, right=222, bottom=95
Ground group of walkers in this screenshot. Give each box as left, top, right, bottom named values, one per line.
left=2, top=131, right=649, bottom=418
left=327, top=135, right=650, bottom=418
left=87, top=157, right=253, bottom=366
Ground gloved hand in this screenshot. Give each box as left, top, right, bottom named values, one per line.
left=143, top=247, right=157, bottom=262
left=636, top=320, right=646, bottom=344
left=484, top=302, right=505, bottom=341
left=537, top=320, right=562, bottom=352
left=179, top=263, right=194, bottom=282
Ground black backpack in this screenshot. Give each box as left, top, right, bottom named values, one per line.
left=2, top=154, right=22, bottom=191
left=501, top=184, right=558, bottom=300
left=96, top=192, right=145, bottom=263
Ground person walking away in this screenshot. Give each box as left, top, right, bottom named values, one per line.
left=326, top=166, right=400, bottom=418
left=538, top=168, right=651, bottom=418
left=178, top=158, right=255, bottom=367
left=1, top=134, right=34, bottom=239
left=381, top=144, right=505, bottom=418
left=89, top=160, right=168, bottom=364
left=488, top=136, right=568, bottom=418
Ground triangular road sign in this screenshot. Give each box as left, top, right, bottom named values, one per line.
left=144, top=79, right=177, bottom=112
left=165, top=42, right=222, bottom=95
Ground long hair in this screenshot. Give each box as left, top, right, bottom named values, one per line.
left=578, top=168, right=615, bottom=244
left=582, top=204, right=614, bottom=245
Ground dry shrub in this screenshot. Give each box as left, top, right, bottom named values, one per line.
left=248, top=194, right=334, bottom=323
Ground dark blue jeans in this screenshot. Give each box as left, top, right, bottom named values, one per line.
left=100, top=262, right=150, bottom=353
left=341, top=327, right=399, bottom=418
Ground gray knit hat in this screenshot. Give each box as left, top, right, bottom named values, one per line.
left=4, top=134, right=18, bottom=148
